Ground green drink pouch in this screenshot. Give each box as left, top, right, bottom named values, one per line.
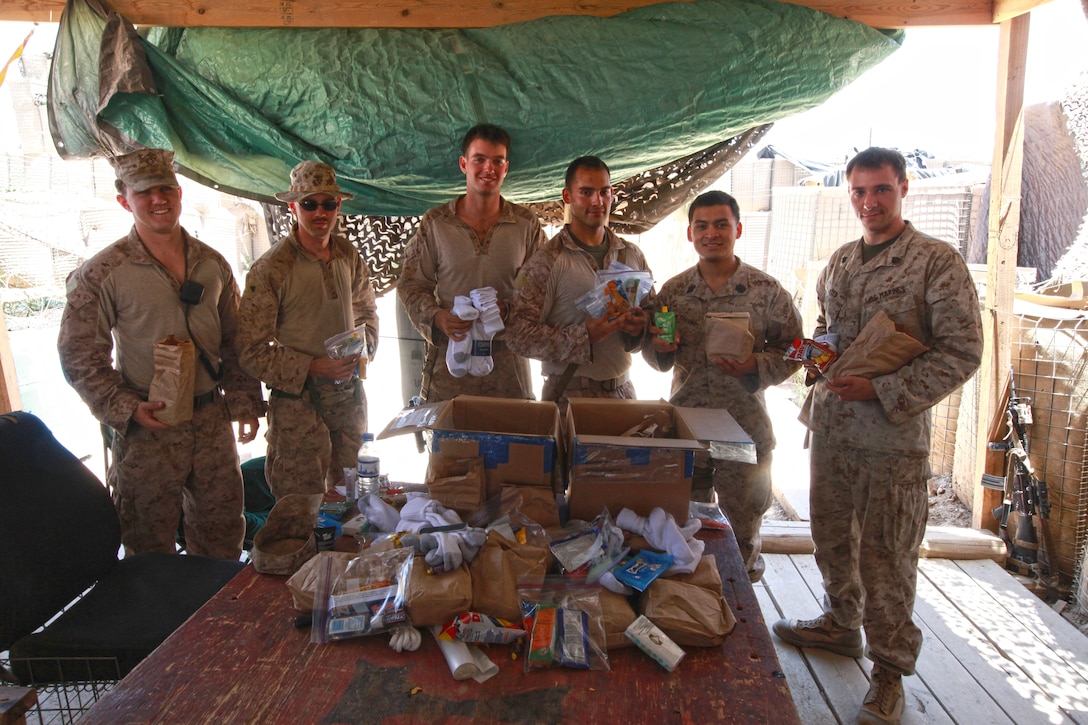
left=655, top=307, right=676, bottom=343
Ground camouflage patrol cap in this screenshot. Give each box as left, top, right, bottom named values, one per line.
left=275, top=160, right=355, bottom=202
left=110, top=149, right=180, bottom=192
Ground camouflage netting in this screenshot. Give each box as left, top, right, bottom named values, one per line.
left=264, top=126, right=771, bottom=295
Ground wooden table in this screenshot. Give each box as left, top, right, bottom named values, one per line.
left=80, top=528, right=799, bottom=724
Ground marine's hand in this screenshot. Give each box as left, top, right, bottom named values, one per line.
left=237, top=417, right=259, bottom=443
left=435, top=308, right=473, bottom=341
left=133, top=401, right=170, bottom=431
left=309, top=354, right=359, bottom=381
left=620, top=306, right=649, bottom=337
left=585, top=312, right=626, bottom=343
left=715, top=354, right=757, bottom=377
left=825, top=375, right=877, bottom=401
left=650, top=325, right=679, bottom=353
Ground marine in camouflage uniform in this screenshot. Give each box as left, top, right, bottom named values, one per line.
left=506, top=156, right=652, bottom=405
left=645, top=191, right=802, bottom=581
left=58, top=149, right=263, bottom=560
left=777, top=149, right=982, bottom=725
left=398, top=125, right=545, bottom=403
left=238, top=162, right=379, bottom=498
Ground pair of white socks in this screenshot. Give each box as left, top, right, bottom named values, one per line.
left=446, top=287, right=504, bottom=378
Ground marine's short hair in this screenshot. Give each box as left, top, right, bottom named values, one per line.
left=846, top=147, right=908, bottom=183
left=564, top=155, right=610, bottom=189
left=688, top=190, right=741, bottom=224
left=461, top=124, right=512, bottom=156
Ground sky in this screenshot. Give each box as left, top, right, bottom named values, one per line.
left=0, top=0, right=1087, bottom=164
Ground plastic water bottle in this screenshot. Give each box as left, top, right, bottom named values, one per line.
left=357, top=432, right=380, bottom=479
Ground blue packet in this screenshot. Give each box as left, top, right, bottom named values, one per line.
left=612, top=550, right=674, bottom=592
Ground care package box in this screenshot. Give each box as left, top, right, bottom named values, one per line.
left=565, top=399, right=756, bottom=522
left=378, top=395, right=561, bottom=499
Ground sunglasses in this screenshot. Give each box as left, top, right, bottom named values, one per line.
left=298, top=199, right=340, bottom=212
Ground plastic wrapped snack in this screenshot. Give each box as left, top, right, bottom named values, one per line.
left=313, top=548, right=413, bottom=643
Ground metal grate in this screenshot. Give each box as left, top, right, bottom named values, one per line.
left=1, top=656, right=119, bottom=724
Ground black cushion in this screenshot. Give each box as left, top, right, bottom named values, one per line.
left=0, top=411, right=245, bottom=685
left=0, top=412, right=120, bottom=651
left=9, top=552, right=244, bottom=683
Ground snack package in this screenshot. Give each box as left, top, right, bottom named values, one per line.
left=784, top=333, right=839, bottom=374
left=324, top=323, right=370, bottom=378
left=574, top=264, right=653, bottom=320
left=519, top=580, right=610, bottom=672
left=611, top=550, right=675, bottom=592
left=313, top=548, right=413, bottom=643
left=438, top=612, right=526, bottom=645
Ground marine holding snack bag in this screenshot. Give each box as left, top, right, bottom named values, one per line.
left=644, top=190, right=802, bottom=583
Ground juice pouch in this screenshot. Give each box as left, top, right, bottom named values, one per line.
left=654, top=307, right=676, bottom=343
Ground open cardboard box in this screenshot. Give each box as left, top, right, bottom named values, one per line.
left=565, top=398, right=755, bottom=522
left=378, top=395, right=561, bottom=498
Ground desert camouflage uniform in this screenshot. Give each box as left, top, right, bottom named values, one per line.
left=58, top=228, right=264, bottom=559
left=806, top=222, right=982, bottom=676
left=507, top=226, right=652, bottom=404
left=645, top=262, right=802, bottom=577
left=238, top=227, right=378, bottom=498
left=398, top=197, right=545, bottom=402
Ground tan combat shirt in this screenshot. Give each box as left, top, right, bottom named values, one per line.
left=398, top=197, right=545, bottom=342
left=507, top=226, right=652, bottom=380
left=809, top=222, right=984, bottom=455
left=645, top=262, right=802, bottom=456
left=238, top=227, right=378, bottom=395
left=58, top=228, right=264, bottom=431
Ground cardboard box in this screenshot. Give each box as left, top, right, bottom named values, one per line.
left=565, top=399, right=755, bottom=522
left=378, top=395, right=560, bottom=498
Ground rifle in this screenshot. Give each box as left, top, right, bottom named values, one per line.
left=989, top=365, right=1057, bottom=593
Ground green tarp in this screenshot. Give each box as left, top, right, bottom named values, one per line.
left=48, top=0, right=901, bottom=216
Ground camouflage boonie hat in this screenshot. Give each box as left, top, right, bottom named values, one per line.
left=275, top=160, right=355, bottom=202
left=110, top=149, right=180, bottom=192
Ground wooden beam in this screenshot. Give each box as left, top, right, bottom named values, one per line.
left=0, top=306, right=23, bottom=414
left=0, top=0, right=1056, bottom=28
left=971, top=13, right=1028, bottom=530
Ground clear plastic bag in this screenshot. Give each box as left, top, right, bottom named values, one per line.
left=519, top=579, right=610, bottom=672
left=324, top=323, right=370, bottom=361
left=574, top=264, right=653, bottom=320
left=314, top=548, right=413, bottom=643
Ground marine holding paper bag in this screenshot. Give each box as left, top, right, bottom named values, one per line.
left=58, top=149, right=264, bottom=560
left=644, top=191, right=802, bottom=583
left=772, top=148, right=983, bottom=725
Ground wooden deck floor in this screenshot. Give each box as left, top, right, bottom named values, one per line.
left=757, top=552, right=1088, bottom=724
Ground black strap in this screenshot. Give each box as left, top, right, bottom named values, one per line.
left=548, top=363, right=579, bottom=403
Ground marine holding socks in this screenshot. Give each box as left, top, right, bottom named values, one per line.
left=468, top=287, right=503, bottom=376
left=445, top=295, right=479, bottom=378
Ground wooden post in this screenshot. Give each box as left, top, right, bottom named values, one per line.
left=971, top=13, right=1029, bottom=530
left=0, top=305, right=22, bottom=414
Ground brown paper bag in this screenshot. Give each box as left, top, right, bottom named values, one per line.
left=825, top=310, right=929, bottom=379
left=662, top=554, right=722, bottom=593
left=404, top=559, right=473, bottom=626
left=252, top=493, right=323, bottom=576
left=639, top=578, right=736, bottom=647
left=149, top=335, right=195, bottom=425
left=501, top=484, right=560, bottom=528
left=426, top=456, right=486, bottom=515
left=286, top=551, right=360, bottom=611
left=470, top=531, right=548, bottom=621
left=600, top=589, right=638, bottom=649
left=705, top=312, right=755, bottom=361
